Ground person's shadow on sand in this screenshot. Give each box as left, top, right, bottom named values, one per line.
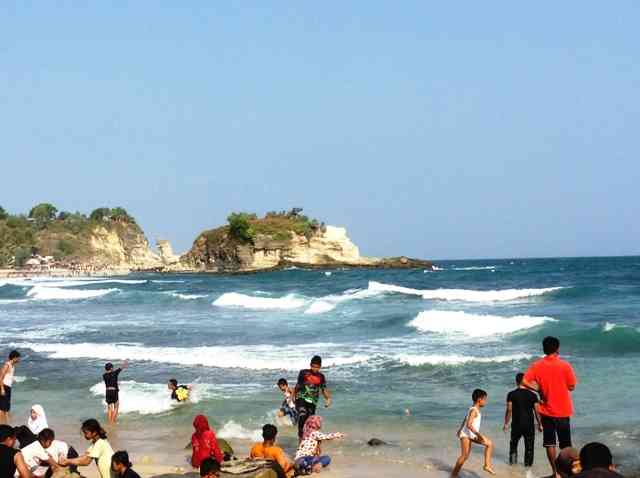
left=429, top=458, right=483, bottom=478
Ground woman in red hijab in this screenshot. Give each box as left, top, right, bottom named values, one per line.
left=191, top=415, right=224, bottom=468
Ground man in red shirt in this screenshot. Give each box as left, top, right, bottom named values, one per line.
left=524, top=336, right=577, bottom=478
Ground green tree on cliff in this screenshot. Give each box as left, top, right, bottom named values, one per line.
left=90, top=207, right=112, bottom=222
left=0, top=206, right=8, bottom=221
left=29, top=203, right=58, bottom=228
left=228, top=212, right=256, bottom=243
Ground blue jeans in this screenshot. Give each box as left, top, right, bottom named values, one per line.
left=295, top=456, right=331, bottom=474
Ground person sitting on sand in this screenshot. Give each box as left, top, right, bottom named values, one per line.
left=103, top=361, right=128, bottom=424
left=0, top=424, right=32, bottom=478
left=294, top=415, right=344, bottom=475
left=192, top=415, right=224, bottom=469
left=20, top=428, right=64, bottom=477
left=276, top=379, right=297, bottom=425
left=451, top=389, right=495, bottom=477
left=60, top=419, right=114, bottom=478
left=111, top=450, right=141, bottom=478
left=556, top=448, right=581, bottom=478
left=40, top=428, right=80, bottom=475
left=14, top=404, right=49, bottom=450
left=199, top=457, right=221, bottom=478
left=168, top=379, right=191, bottom=402
left=576, top=443, right=622, bottom=478
left=250, top=424, right=294, bottom=477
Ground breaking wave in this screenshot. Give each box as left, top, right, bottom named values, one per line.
left=213, top=292, right=306, bottom=310
left=368, top=281, right=562, bottom=302
left=26, top=286, right=118, bottom=301
left=408, top=310, right=555, bottom=337
left=394, top=353, right=533, bottom=366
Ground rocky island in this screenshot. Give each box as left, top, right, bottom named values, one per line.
left=0, top=205, right=432, bottom=276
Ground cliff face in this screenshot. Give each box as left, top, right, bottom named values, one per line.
left=177, top=223, right=431, bottom=273
left=88, top=224, right=161, bottom=271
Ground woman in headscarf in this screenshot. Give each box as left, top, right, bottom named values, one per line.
left=27, top=405, right=48, bottom=435
left=191, top=415, right=224, bottom=468
left=294, top=415, right=344, bottom=475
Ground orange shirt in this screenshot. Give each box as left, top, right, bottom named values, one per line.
left=524, top=354, right=577, bottom=418
left=250, top=442, right=293, bottom=474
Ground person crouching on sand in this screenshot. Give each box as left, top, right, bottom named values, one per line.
left=451, top=389, right=495, bottom=477
left=192, top=415, right=224, bottom=469
left=294, top=415, right=344, bottom=475
left=112, top=450, right=141, bottom=478
left=60, top=419, right=115, bottom=478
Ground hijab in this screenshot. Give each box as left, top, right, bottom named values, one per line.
left=193, top=414, right=211, bottom=436
left=27, top=404, right=48, bottom=434
left=302, top=415, right=323, bottom=440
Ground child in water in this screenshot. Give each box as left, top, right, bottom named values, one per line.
left=168, top=379, right=191, bottom=402
left=276, top=378, right=298, bottom=425
left=452, top=389, right=495, bottom=477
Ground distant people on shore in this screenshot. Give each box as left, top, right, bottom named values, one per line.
left=112, top=450, right=141, bottom=478
left=276, top=378, right=298, bottom=426
left=452, top=389, right=495, bottom=477
left=60, top=419, right=115, bottom=478
left=168, top=379, right=191, bottom=402
left=294, top=415, right=344, bottom=475
left=250, top=424, right=294, bottom=477
left=524, top=336, right=578, bottom=478
left=191, top=415, right=224, bottom=469
left=0, top=350, right=21, bottom=425
left=504, top=373, right=542, bottom=467
left=0, top=424, right=31, bottom=478
left=294, top=356, right=332, bottom=440
left=103, top=361, right=128, bottom=424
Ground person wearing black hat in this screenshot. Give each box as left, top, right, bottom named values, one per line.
left=111, top=450, right=141, bottom=478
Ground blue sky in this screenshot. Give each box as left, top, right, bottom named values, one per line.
left=1, top=2, right=638, bottom=259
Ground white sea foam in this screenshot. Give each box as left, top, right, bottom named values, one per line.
left=213, top=292, right=306, bottom=310
left=408, top=310, right=554, bottom=337
left=151, top=280, right=185, bottom=284
left=304, top=301, right=336, bottom=314
left=16, top=342, right=370, bottom=370
left=26, top=286, right=118, bottom=300
left=603, top=322, right=617, bottom=332
left=452, top=266, right=497, bottom=271
left=167, top=292, right=208, bottom=300
left=367, top=281, right=562, bottom=302
left=90, top=380, right=180, bottom=415
left=394, top=353, right=533, bottom=366
left=217, top=420, right=262, bottom=441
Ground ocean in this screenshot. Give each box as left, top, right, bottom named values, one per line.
left=1, top=257, right=639, bottom=475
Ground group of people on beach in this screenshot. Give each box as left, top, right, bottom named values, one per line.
left=452, top=336, right=622, bottom=478
left=0, top=338, right=626, bottom=478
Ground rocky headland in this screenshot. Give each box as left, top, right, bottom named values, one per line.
left=0, top=205, right=432, bottom=276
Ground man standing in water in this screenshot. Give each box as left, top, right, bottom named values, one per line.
left=294, top=355, right=332, bottom=439
left=524, top=337, right=577, bottom=478
left=103, top=361, right=128, bottom=424
left=0, top=350, right=21, bottom=425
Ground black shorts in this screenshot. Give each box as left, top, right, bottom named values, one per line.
left=541, top=415, right=571, bottom=448
left=105, top=389, right=119, bottom=405
left=0, top=386, right=11, bottom=412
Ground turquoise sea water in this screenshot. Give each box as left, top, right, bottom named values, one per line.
left=1, top=257, right=639, bottom=472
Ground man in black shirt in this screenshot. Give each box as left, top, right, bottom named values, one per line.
left=504, top=372, right=542, bottom=467
left=103, top=361, right=128, bottom=424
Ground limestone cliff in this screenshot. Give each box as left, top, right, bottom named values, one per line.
left=175, top=213, right=431, bottom=273
left=87, top=224, right=161, bottom=271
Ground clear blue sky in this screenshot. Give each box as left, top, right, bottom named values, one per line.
left=2, top=2, right=638, bottom=259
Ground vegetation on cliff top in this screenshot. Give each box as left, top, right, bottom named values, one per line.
left=0, top=204, right=140, bottom=267
left=223, top=208, right=324, bottom=244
